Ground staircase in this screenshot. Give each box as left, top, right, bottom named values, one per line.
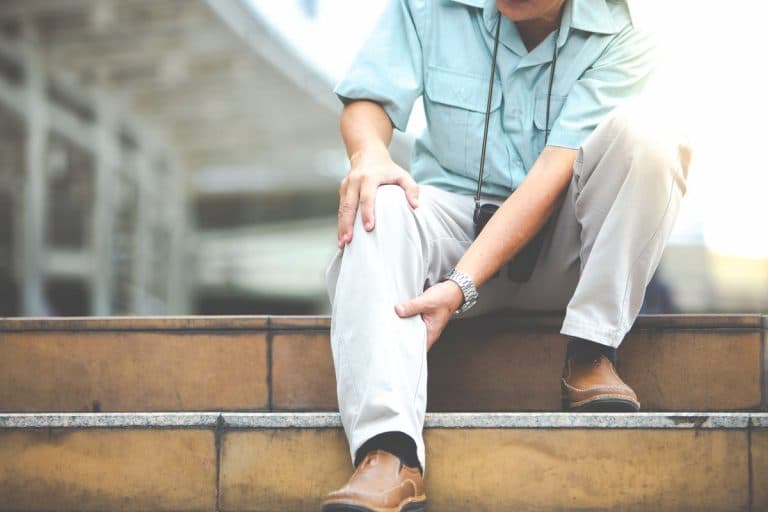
left=0, top=314, right=766, bottom=511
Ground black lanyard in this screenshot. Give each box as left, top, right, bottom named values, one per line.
left=475, top=14, right=562, bottom=206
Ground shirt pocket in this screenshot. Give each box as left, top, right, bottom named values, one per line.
left=533, top=92, right=567, bottom=149
left=424, top=66, right=506, bottom=180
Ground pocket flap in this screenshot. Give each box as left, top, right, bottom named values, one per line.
left=533, top=92, right=567, bottom=130
left=425, top=66, right=502, bottom=113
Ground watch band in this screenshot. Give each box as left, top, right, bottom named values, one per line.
left=442, top=267, right=478, bottom=316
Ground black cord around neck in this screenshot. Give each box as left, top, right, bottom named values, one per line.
left=475, top=13, right=562, bottom=205
left=475, top=18, right=502, bottom=205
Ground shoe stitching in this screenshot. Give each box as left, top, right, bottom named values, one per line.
left=343, top=479, right=420, bottom=501
left=561, top=378, right=633, bottom=394
left=335, top=453, right=422, bottom=503
left=562, top=355, right=634, bottom=394
left=569, top=394, right=640, bottom=408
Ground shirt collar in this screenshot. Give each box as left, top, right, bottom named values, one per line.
left=468, top=0, right=621, bottom=40
left=447, top=0, right=485, bottom=6
left=569, top=0, right=621, bottom=34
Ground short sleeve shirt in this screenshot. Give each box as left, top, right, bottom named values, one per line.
left=334, top=0, right=656, bottom=199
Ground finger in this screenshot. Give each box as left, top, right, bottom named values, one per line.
left=338, top=174, right=361, bottom=246
left=337, top=177, right=349, bottom=247
left=358, top=174, right=377, bottom=231
left=396, top=173, right=420, bottom=209
left=395, top=296, right=425, bottom=318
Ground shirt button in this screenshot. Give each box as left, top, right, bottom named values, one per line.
left=515, top=160, right=523, bottom=167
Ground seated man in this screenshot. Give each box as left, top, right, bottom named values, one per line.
left=322, top=0, right=690, bottom=510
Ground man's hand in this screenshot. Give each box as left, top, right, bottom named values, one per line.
left=337, top=146, right=420, bottom=249
left=394, top=280, right=464, bottom=351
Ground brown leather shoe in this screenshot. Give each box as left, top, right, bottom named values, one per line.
left=561, top=353, right=640, bottom=412
left=321, top=449, right=426, bottom=512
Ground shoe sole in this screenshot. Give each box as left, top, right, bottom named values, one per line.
left=564, top=396, right=641, bottom=413
left=321, top=501, right=426, bottom=512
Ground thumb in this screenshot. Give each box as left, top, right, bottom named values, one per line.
left=396, top=174, right=420, bottom=209
left=395, top=296, right=425, bottom=318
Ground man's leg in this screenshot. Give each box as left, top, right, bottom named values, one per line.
left=324, top=183, right=476, bottom=472
left=560, top=102, right=689, bottom=347
left=558, top=102, right=689, bottom=410
left=462, top=101, right=690, bottom=410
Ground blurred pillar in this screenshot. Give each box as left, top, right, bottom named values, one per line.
left=131, top=152, right=151, bottom=314
left=20, top=28, right=49, bottom=316
left=91, top=93, right=117, bottom=316
left=167, top=162, right=190, bottom=315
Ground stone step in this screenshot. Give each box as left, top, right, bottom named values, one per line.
left=0, top=314, right=765, bottom=413
left=0, top=412, right=766, bottom=511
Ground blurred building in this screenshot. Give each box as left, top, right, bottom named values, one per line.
left=1, top=0, right=764, bottom=317
left=0, top=0, right=412, bottom=316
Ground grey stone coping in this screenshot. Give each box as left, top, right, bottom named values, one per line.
left=1, top=314, right=764, bottom=332
left=0, top=412, right=221, bottom=428
left=1, top=412, right=767, bottom=429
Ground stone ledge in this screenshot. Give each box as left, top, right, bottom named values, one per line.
left=1, top=313, right=764, bottom=332
left=2, top=412, right=767, bottom=430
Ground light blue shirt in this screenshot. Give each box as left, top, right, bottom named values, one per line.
left=334, top=0, right=656, bottom=199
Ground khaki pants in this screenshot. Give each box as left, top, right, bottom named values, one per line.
left=324, top=103, right=690, bottom=471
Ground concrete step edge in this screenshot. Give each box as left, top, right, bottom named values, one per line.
left=1, top=412, right=767, bottom=429
left=1, top=313, right=765, bottom=332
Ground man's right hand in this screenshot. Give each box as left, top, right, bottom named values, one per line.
left=337, top=147, right=420, bottom=249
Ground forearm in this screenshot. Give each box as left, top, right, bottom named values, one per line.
left=455, top=146, right=578, bottom=288
left=340, top=100, right=395, bottom=164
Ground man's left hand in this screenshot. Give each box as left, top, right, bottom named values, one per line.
left=394, top=280, right=464, bottom=350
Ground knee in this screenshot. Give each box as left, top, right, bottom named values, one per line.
left=374, top=184, right=410, bottom=213
left=354, top=184, right=411, bottom=233
left=604, top=102, right=691, bottom=187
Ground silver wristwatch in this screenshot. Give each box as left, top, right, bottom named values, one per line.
left=442, top=267, right=478, bottom=316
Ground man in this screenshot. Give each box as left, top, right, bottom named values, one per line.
left=322, top=0, right=690, bottom=510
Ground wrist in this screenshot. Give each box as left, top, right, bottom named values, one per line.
left=349, top=145, right=390, bottom=168
left=443, top=279, right=466, bottom=311
left=440, top=267, right=479, bottom=316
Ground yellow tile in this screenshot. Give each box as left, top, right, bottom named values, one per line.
left=267, top=327, right=763, bottom=412
left=620, top=330, right=762, bottom=410
left=272, top=333, right=338, bottom=410
left=0, top=331, right=267, bottom=411
left=0, top=428, right=216, bottom=511
left=753, top=429, right=768, bottom=510
left=425, top=429, right=748, bottom=511
left=429, top=327, right=565, bottom=411
left=220, top=429, right=351, bottom=511
left=219, top=428, right=748, bottom=512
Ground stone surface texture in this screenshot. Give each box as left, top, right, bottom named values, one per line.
left=0, top=331, right=268, bottom=412
left=620, top=329, right=762, bottom=411
left=272, top=332, right=338, bottom=410
left=0, top=429, right=216, bottom=511
left=753, top=429, right=768, bottom=510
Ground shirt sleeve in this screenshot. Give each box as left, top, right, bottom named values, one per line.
left=546, top=21, right=657, bottom=149
left=333, top=0, right=425, bottom=132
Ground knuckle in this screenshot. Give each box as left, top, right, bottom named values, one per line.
left=338, top=201, right=355, bottom=214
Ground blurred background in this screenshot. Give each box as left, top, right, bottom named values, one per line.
left=0, top=0, right=765, bottom=317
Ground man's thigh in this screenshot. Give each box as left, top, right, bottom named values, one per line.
left=411, top=184, right=478, bottom=288
left=456, top=181, right=581, bottom=319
